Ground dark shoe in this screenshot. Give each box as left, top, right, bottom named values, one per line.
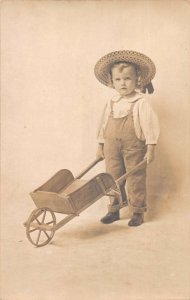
left=100, top=211, right=120, bottom=224
left=128, top=213, right=144, bottom=227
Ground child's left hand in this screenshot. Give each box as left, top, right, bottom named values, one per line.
left=144, top=145, right=155, bottom=164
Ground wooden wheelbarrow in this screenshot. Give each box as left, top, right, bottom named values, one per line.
left=24, top=158, right=147, bottom=247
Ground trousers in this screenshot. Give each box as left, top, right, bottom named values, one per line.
left=104, top=100, right=147, bottom=214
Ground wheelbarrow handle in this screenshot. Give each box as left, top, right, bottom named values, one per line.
left=75, top=157, right=103, bottom=179
left=116, top=159, right=147, bottom=186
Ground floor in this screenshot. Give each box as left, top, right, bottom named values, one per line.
left=1, top=179, right=190, bottom=300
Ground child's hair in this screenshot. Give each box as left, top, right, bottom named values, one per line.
left=108, top=62, right=142, bottom=88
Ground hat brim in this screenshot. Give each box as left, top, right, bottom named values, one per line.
left=94, top=50, right=156, bottom=87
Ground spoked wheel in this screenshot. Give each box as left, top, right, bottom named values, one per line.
left=26, top=207, right=56, bottom=247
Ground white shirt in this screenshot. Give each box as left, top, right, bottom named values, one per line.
left=97, top=92, right=160, bottom=145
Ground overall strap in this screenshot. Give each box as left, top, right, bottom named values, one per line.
left=109, top=96, right=123, bottom=117
left=110, top=100, right=114, bottom=117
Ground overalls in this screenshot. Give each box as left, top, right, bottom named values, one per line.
left=104, top=100, right=147, bottom=214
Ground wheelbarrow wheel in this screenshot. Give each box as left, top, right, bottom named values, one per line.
left=26, top=207, right=56, bottom=247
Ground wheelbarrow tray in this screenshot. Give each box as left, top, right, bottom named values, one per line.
left=30, top=169, right=116, bottom=215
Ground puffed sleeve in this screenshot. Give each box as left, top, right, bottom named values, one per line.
left=96, top=102, right=110, bottom=143
left=138, top=98, right=160, bottom=145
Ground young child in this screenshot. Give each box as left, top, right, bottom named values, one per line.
left=94, top=50, right=159, bottom=226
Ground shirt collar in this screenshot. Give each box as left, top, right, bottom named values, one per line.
left=111, top=91, right=143, bottom=103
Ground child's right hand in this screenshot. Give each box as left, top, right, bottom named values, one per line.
left=96, top=143, right=105, bottom=160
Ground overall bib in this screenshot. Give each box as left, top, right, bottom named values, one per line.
left=104, top=100, right=147, bottom=214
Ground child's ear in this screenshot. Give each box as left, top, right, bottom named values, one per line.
left=107, top=74, right=114, bottom=88
left=108, top=82, right=114, bottom=88
left=136, top=75, right=142, bottom=89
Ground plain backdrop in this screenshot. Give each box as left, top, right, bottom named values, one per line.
left=1, top=0, right=190, bottom=199
left=1, top=1, right=190, bottom=300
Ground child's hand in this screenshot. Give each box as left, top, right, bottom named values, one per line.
left=144, top=145, right=155, bottom=164
left=96, top=143, right=105, bottom=160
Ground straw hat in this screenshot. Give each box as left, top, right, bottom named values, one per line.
left=94, top=50, right=156, bottom=92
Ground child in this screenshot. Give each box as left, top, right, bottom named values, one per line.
left=94, top=50, right=159, bottom=226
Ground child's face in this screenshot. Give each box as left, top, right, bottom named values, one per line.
left=111, top=65, right=137, bottom=97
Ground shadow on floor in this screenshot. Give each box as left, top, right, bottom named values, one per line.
left=50, top=218, right=130, bottom=247
left=145, top=144, right=180, bottom=222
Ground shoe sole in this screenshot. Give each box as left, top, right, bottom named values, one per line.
left=100, top=218, right=120, bottom=224
left=128, top=220, right=144, bottom=227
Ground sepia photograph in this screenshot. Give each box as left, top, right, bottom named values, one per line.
left=1, top=0, right=190, bottom=299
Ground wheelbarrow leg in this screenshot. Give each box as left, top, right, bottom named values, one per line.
left=54, top=214, right=76, bottom=231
